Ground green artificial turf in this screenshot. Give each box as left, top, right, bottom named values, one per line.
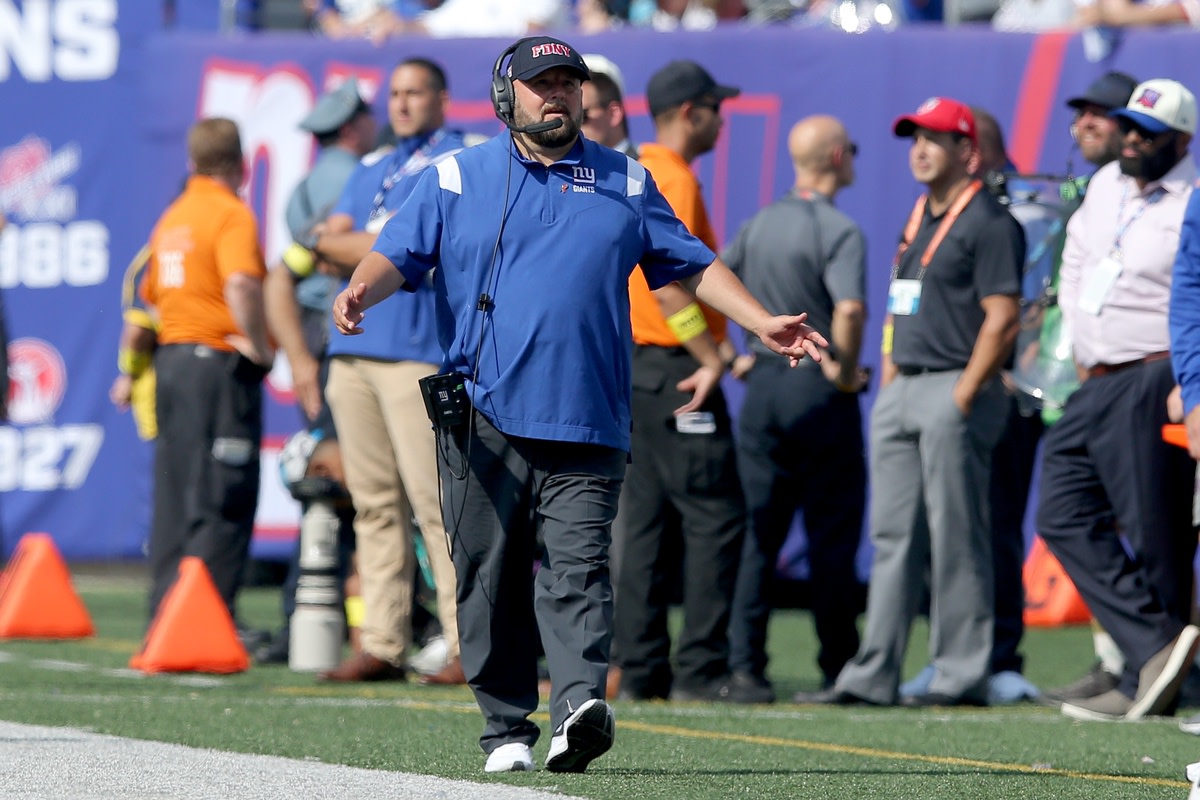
left=0, top=576, right=1197, bottom=799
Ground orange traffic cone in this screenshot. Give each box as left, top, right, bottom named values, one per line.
left=0, top=532, right=95, bottom=639
left=129, top=556, right=249, bottom=674
left=1023, top=535, right=1091, bottom=627
left=1163, top=423, right=1190, bottom=450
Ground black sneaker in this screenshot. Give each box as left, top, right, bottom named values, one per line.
left=252, top=630, right=289, bottom=665
left=545, top=699, right=615, bottom=773
left=1040, top=662, right=1120, bottom=706
left=727, top=671, right=776, bottom=704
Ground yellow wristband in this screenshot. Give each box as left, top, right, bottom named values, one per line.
left=344, top=595, right=365, bottom=629
left=118, top=348, right=152, bottom=377
left=282, top=242, right=316, bottom=278
left=881, top=322, right=894, bottom=356
left=665, top=303, right=708, bottom=343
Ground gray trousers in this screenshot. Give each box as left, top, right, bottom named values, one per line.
left=836, top=370, right=1006, bottom=703
left=439, top=410, right=625, bottom=754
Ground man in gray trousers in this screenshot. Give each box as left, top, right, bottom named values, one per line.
left=797, top=96, right=1023, bottom=707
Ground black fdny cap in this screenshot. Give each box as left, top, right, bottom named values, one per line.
left=507, top=36, right=591, bottom=83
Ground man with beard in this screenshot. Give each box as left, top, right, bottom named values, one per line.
left=332, top=35, right=827, bottom=774
left=1036, top=78, right=1200, bottom=722
left=1034, top=70, right=1141, bottom=706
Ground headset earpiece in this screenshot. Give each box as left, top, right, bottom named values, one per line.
left=491, top=42, right=520, bottom=127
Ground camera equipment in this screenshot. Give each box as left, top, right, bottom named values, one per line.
left=289, top=496, right=344, bottom=672
left=420, top=372, right=469, bottom=429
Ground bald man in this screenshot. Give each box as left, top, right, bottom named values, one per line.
left=722, top=115, right=868, bottom=702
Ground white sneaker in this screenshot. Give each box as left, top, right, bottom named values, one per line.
left=409, top=635, right=449, bottom=676
left=484, top=742, right=534, bottom=773
left=545, top=698, right=615, bottom=773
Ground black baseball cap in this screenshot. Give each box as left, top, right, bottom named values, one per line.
left=1066, top=71, right=1139, bottom=111
left=507, top=36, right=590, bottom=83
left=646, top=60, right=740, bottom=117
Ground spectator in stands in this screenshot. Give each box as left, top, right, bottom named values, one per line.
left=577, top=0, right=621, bottom=30
left=391, top=0, right=568, bottom=36
left=140, top=118, right=274, bottom=635
left=723, top=114, right=868, bottom=703
left=991, top=0, right=1073, bottom=30
left=302, top=58, right=473, bottom=685
left=612, top=59, right=750, bottom=703
left=580, top=54, right=638, bottom=158
left=633, top=0, right=719, bottom=28
left=256, top=77, right=377, bottom=664
left=310, top=0, right=401, bottom=41
left=797, top=97, right=1023, bottom=708
left=1037, top=78, right=1200, bottom=722
left=1074, top=0, right=1200, bottom=28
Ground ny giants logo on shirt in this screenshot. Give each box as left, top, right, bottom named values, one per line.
left=571, top=166, right=595, bottom=193
left=530, top=43, right=573, bottom=59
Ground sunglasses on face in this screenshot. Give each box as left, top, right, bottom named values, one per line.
left=846, top=142, right=859, bottom=156
left=1117, top=118, right=1171, bottom=143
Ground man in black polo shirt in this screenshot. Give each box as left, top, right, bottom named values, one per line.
left=798, top=97, right=1023, bottom=707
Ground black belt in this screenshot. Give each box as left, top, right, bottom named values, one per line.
left=895, top=365, right=959, bottom=377
left=160, top=343, right=225, bottom=358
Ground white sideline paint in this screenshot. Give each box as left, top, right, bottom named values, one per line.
left=0, top=721, right=589, bottom=800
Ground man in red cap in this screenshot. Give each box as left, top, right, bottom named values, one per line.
left=796, top=97, right=1024, bottom=707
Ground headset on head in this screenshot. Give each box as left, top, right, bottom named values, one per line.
left=490, top=40, right=523, bottom=128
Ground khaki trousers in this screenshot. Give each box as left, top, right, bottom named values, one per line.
left=325, top=356, right=459, bottom=664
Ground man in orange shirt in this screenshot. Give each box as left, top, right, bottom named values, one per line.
left=139, top=117, right=273, bottom=623
left=611, top=60, right=753, bottom=703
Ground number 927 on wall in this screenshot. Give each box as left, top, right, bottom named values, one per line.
left=0, top=425, right=103, bottom=491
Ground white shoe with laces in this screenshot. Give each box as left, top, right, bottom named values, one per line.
left=484, top=742, right=534, bottom=773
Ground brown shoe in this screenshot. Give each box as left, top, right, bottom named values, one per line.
left=419, top=657, right=466, bottom=685
left=318, top=651, right=406, bottom=683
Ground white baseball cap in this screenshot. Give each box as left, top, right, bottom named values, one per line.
left=1111, top=78, right=1197, bottom=136
left=582, top=53, right=625, bottom=96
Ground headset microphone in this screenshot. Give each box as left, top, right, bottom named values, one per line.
left=507, top=118, right=564, bottom=135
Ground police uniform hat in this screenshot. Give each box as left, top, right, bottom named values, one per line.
left=299, top=78, right=369, bottom=135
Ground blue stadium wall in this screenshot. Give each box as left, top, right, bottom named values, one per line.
left=0, top=5, right=1196, bottom=568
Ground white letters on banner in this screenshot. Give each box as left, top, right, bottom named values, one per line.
left=0, top=0, right=118, bottom=82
